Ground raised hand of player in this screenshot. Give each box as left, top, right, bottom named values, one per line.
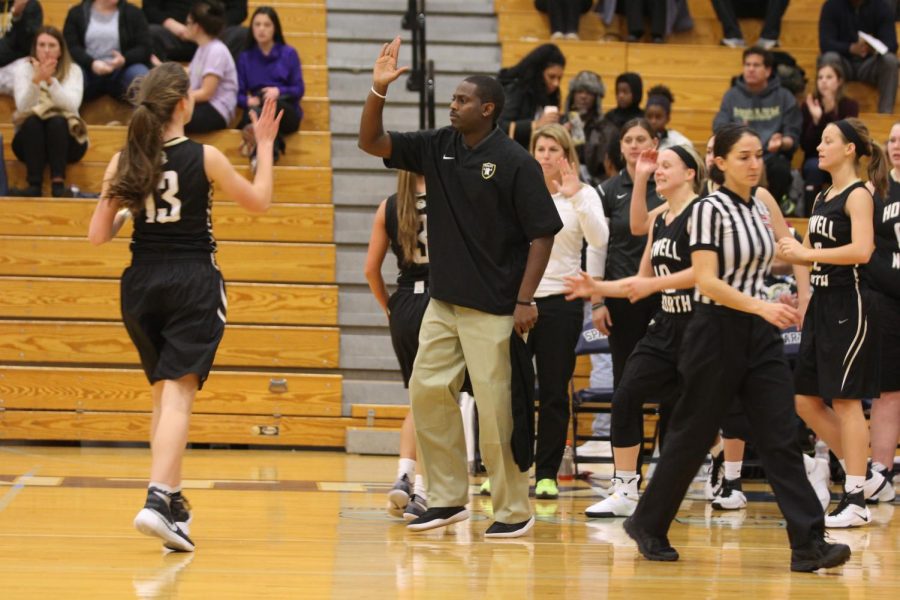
left=622, top=276, right=656, bottom=303
left=634, top=149, right=658, bottom=181
left=563, top=271, right=596, bottom=300
left=553, top=157, right=582, bottom=198
left=758, top=301, right=800, bottom=329
left=249, top=96, right=284, bottom=147
left=372, top=36, right=409, bottom=92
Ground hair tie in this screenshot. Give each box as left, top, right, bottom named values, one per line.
left=669, top=145, right=698, bottom=173
left=834, top=120, right=870, bottom=157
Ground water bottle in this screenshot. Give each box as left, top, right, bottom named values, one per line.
left=558, top=440, right=575, bottom=481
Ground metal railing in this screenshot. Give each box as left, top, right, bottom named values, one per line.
left=402, top=0, right=435, bottom=129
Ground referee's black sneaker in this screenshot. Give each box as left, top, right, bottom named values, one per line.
left=134, top=487, right=195, bottom=552
left=484, top=516, right=535, bottom=539
left=406, top=506, right=469, bottom=532
left=790, top=537, right=851, bottom=572
left=623, top=517, right=679, bottom=561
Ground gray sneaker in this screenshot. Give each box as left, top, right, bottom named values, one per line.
left=721, top=38, right=746, bottom=48
left=403, top=494, right=427, bottom=522
left=387, top=474, right=411, bottom=518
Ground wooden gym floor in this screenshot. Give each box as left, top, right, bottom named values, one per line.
left=0, top=445, right=896, bottom=599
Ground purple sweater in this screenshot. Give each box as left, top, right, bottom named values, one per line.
left=237, top=43, right=304, bottom=116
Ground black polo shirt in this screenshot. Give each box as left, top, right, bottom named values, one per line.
left=385, top=126, right=562, bottom=315
left=598, top=169, right=664, bottom=281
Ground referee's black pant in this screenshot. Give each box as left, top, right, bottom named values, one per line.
left=630, top=305, right=825, bottom=549
left=528, top=294, right=583, bottom=481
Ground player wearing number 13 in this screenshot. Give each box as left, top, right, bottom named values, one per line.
left=88, top=62, right=282, bottom=552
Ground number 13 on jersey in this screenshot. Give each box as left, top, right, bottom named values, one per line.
left=144, top=171, right=183, bottom=223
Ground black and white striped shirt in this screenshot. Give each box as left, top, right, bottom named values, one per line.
left=689, top=188, right=776, bottom=305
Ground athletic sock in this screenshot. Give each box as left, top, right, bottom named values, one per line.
left=148, top=482, right=175, bottom=504
left=414, top=474, right=426, bottom=499
left=397, top=458, right=416, bottom=481
left=616, top=470, right=638, bottom=482
left=724, top=461, right=742, bottom=481
left=845, top=475, right=865, bottom=494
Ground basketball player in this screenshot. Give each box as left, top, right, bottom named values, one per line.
left=780, top=118, right=892, bottom=527
left=88, top=62, right=282, bottom=551
left=624, top=124, right=849, bottom=572
left=358, top=37, right=562, bottom=538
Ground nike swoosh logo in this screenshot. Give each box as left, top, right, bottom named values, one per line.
left=616, top=193, right=627, bottom=199
left=443, top=155, right=454, bottom=160
left=838, top=319, right=849, bottom=324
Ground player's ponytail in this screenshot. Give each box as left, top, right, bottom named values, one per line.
left=107, top=63, right=190, bottom=214
left=396, top=170, right=420, bottom=266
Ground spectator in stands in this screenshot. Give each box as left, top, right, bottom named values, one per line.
left=606, top=72, right=643, bottom=128
left=625, top=0, right=666, bottom=43
left=644, top=84, right=691, bottom=151
left=236, top=6, right=302, bottom=166
left=819, top=0, right=899, bottom=114
left=144, top=0, right=246, bottom=62
left=712, top=0, right=788, bottom=49
left=184, top=0, right=237, bottom=133
left=498, top=43, right=565, bottom=148
left=713, top=46, right=800, bottom=212
left=0, top=0, right=43, bottom=95
left=63, top=0, right=151, bottom=103
left=563, top=70, right=618, bottom=184
left=800, top=58, right=859, bottom=213
left=9, top=26, right=88, bottom=197
left=534, top=0, right=593, bottom=40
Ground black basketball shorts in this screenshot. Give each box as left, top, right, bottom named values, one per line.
left=387, top=286, right=430, bottom=388
left=794, top=285, right=881, bottom=399
left=121, top=257, right=226, bottom=389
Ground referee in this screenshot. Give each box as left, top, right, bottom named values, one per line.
left=624, top=124, right=849, bottom=572
left=358, top=37, right=563, bottom=538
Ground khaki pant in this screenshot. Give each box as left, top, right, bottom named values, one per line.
left=409, top=299, right=532, bottom=524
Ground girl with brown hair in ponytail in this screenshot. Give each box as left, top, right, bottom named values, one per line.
left=88, top=61, right=282, bottom=552
left=364, top=170, right=432, bottom=521
left=780, top=117, right=890, bottom=528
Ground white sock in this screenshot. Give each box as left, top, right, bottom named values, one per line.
left=839, top=458, right=847, bottom=473
left=845, top=475, right=865, bottom=493
left=724, top=461, right=742, bottom=481
left=871, top=461, right=887, bottom=474
left=149, top=482, right=174, bottom=503
left=414, top=474, right=426, bottom=499
left=397, top=458, right=416, bottom=481
left=616, top=470, right=638, bottom=482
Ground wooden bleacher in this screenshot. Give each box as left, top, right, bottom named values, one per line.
left=0, top=0, right=356, bottom=447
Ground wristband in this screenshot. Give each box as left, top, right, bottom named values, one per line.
left=370, top=86, right=387, bottom=99
left=516, top=300, right=536, bottom=307
left=591, top=302, right=605, bottom=311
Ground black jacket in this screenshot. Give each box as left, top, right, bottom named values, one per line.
left=498, top=74, right=561, bottom=149
left=0, top=0, right=43, bottom=65
left=142, top=0, right=246, bottom=26
left=64, top=0, right=151, bottom=70
left=819, top=0, right=898, bottom=57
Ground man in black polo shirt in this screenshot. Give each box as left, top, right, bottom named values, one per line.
left=359, top=37, right=562, bottom=538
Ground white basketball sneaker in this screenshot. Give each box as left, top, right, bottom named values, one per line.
left=825, top=490, right=870, bottom=528
left=803, top=454, right=831, bottom=511
left=585, top=476, right=639, bottom=518
left=864, top=465, right=896, bottom=504
left=711, top=478, right=747, bottom=510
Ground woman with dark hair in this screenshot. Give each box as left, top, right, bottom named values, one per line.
left=644, top=84, right=689, bottom=151
left=183, top=0, right=237, bottom=133
left=9, top=26, right=88, bottom=197
left=63, top=0, right=151, bottom=103
left=534, top=0, right=593, bottom=40
left=497, top=42, right=565, bottom=148
left=236, top=5, right=303, bottom=164
left=781, top=117, right=892, bottom=527
left=800, top=60, right=859, bottom=214
left=88, top=62, right=282, bottom=551
left=623, top=123, right=849, bottom=573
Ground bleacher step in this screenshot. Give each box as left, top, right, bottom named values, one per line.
left=345, top=427, right=401, bottom=455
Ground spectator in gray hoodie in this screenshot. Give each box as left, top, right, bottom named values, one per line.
left=713, top=46, right=801, bottom=213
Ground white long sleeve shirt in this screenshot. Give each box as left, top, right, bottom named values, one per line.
left=13, top=59, right=83, bottom=116
left=535, top=183, right=609, bottom=298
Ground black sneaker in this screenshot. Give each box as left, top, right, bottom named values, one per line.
left=406, top=506, right=469, bottom=532
left=402, top=494, right=427, bottom=522
left=134, top=487, right=195, bottom=552
left=169, top=492, right=193, bottom=534
left=484, top=516, right=535, bottom=538
left=790, top=537, right=851, bottom=572
left=623, top=516, right=679, bottom=561
left=8, top=185, right=41, bottom=197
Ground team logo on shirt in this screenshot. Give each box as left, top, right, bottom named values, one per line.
left=481, top=162, right=497, bottom=180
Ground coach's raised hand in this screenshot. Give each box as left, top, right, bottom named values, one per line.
left=358, top=36, right=409, bottom=158
left=373, top=36, right=410, bottom=95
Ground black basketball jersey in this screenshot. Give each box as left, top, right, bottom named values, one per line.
left=807, top=181, right=868, bottom=288
left=131, top=137, right=216, bottom=257
left=384, top=192, right=429, bottom=285
left=865, top=179, right=900, bottom=299
left=651, top=200, right=696, bottom=314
